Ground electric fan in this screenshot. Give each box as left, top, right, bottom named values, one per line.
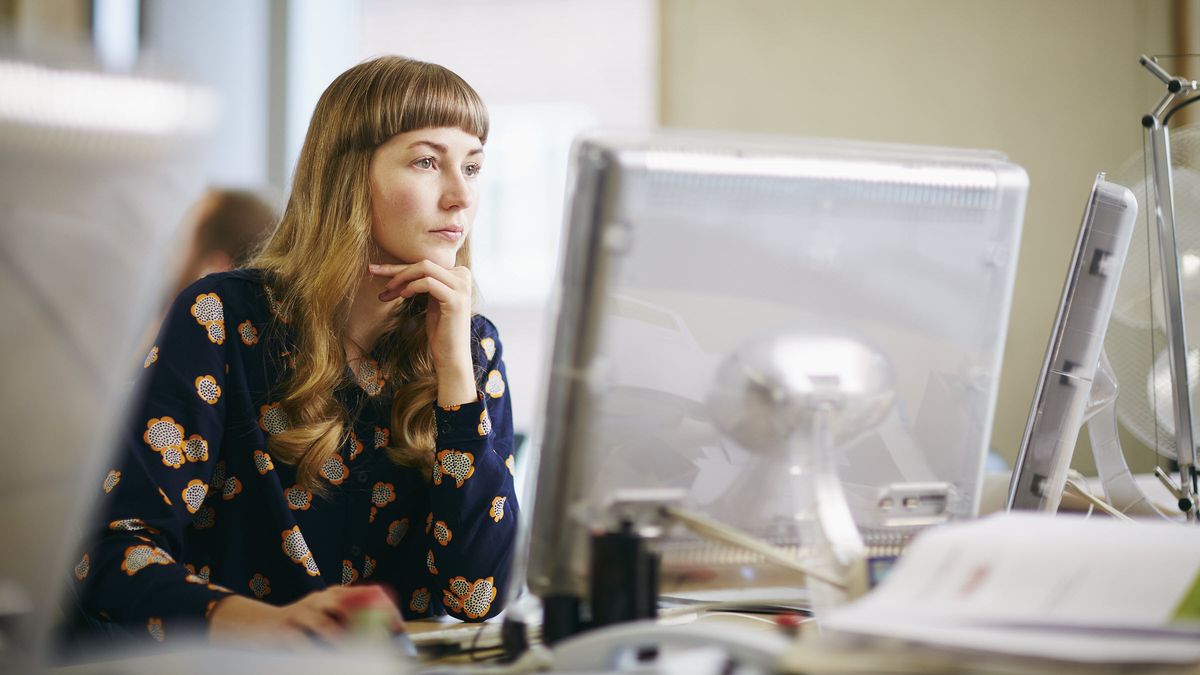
left=1106, top=124, right=1200, bottom=468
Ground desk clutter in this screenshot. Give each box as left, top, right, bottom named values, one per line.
left=394, top=513, right=1200, bottom=673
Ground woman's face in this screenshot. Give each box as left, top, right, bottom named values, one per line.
left=368, top=126, right=484, bottom=268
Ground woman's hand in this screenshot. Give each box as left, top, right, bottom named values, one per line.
left=208, top=585, right=405, bottom=646
left=369, top=261, right=477, bottom=406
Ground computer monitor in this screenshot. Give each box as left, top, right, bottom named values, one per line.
left=523, top=129, right=1029, bottom=623
left=1007, top=174, right=1138, bottom=512
left=0, top=56, right=211, bottom=666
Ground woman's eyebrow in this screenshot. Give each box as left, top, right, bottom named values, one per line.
left=407, top=140, right=484, bottom=156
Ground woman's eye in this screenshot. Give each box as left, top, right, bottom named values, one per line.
left=464, top=163, right=482, bottom=177
left=415, top=157, right=435, bottom=169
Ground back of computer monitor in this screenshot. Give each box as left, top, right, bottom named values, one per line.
left=526, top=129, right=1029, bottom=604
left=0, top=57, right=211, bottom=667
left=1007, top=174, right=1138, bottom=512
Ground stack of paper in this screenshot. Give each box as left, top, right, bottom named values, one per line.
left=816, top=512, right=1200, bottom=665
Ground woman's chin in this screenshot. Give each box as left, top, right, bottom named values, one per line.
left=382, top=252, right=456, bottom=269
left=424, top=250, right=459, bottom=269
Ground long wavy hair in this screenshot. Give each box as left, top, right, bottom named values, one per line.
left=249, top=56, right=488, bottom=492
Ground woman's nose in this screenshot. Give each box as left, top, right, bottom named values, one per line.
left=440, top=171, right=474, bottom=211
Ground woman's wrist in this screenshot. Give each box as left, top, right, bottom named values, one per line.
left=436, top=357, right=477, bottom=407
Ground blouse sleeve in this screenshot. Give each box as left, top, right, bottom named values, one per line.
left=417, top=316, right=519, bottom=622
left=73, top=282, right=236, bottom=641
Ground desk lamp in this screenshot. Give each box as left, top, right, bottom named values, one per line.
left=1138, top=54, right=1200, bottom=520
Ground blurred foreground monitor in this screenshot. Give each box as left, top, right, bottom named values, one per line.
left=0, top=55, right=212, bottom=667
left=525, top=130, right=1028, bottom=618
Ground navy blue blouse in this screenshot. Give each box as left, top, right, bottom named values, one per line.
left=72, top=269, right=518, bottom=643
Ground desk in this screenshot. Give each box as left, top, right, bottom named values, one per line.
left=424, top=609, right=1200, bottom=675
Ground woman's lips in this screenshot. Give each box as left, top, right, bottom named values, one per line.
left=431, top=229, right=463, bottom=242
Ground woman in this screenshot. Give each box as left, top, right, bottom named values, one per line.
left=70, top=56, right=518, bottom=645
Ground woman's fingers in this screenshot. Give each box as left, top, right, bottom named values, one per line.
left=313, top=585, right=368, bottom=619
left=296, top=609, right=346, bottom=645
left=371, top=261, right=470, bottom=298
left=284, top=587, right=360, bottom=645
left=369, top=261, right=442, bottom=289
left=380, top=275, right=460, bottom=306
left=370, top=263, right=418, bottom=290
left=391, top=263, right=467, bottom=295
left=368, top=262, right=408, bottom=278
left=277, top=624, right=321, bottom=649
left=214, top=586, right=406, bottom=648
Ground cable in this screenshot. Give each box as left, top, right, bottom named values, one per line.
left=657, top=601, right=812, bottom=619
left=1062, top=478, right=1132, bottom=521
left=468, top=622, right=508, bottom=662
left=661, top=505, right=846, bottom=589
left=1163, top=94, right=1200, bottom=126
left=691, top=611, right=779, bottom=626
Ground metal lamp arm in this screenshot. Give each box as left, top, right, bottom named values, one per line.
left=1138, top=54, right=1200, bottom=521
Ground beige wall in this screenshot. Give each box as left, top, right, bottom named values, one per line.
left=1, top=0, right=89, bottom=44
left=660, top=0, right=1178, bottom=473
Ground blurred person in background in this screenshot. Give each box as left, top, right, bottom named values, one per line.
left=131, top=188, right=277, bottom=366
left=169, top=187, right=278, bottom=301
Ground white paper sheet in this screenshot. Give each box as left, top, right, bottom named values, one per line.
left=822, top=512, right=1200, bottom=663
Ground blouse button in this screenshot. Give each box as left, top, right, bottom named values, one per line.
left=356, top=472, right=369, bottom=485
left=349, top=545, right=362, bottom=557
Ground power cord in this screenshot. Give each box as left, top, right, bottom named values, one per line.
left=661, top=505, right=846, bottom=589
left=1062, top=470, right=1132, bottom=521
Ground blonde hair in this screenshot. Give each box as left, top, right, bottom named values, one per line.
left=250, top=56, right=488, bottom=492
